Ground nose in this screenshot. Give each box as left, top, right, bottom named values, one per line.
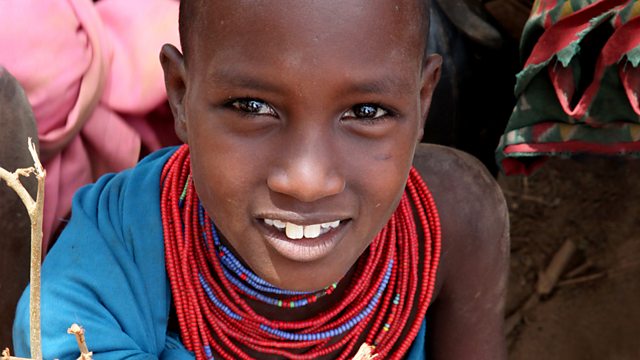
left=267, top=131, right=345, bottom=203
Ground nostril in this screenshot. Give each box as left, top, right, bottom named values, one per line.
left=267, top=167, right=345, bottom=202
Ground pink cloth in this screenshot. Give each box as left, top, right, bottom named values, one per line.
left=0, top=0, right=180, bottom=251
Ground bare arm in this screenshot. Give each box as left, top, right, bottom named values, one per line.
left=414, top=144, right=509, bottom=359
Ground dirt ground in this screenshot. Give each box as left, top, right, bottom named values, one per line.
left=501, top=156, right=640, bottom=359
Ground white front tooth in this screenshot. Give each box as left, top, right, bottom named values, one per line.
left=285, top=223, right=304, bottom=239
left=320, top=222, right=332, bottom=229
left=304, top=224, right=321, bottom=239
left=273, top=220, right=286, bottom=229
left=264, top=219, right=274, bottom=226
left=329, top=220, right=340, bottom=229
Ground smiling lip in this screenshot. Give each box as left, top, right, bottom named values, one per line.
left=256, top=217, right=351, bottom=262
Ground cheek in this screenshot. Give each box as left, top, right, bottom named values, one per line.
left=348, top=134, right=415, bottom=200
left=363, top=176, right=407, bottom=227
left=190, top=157, right=265, bottom=267
left=189, top=144, right=253, bottom=228
left=188, top=116, right=265, bottom=196
left=348, top=140, right=414, bottom=236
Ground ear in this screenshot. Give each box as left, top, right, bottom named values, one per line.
left=160, top=44, right=189, bottom=143
left=417, top=54, right=442, bottom=141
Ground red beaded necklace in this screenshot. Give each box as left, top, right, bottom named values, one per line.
left=161, top=145, right=441, bottom=359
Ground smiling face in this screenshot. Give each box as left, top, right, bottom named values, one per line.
left=162, top=0, right=441, bottom=291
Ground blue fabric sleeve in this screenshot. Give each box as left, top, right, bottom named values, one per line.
left=159, top=332, right=194, bottom=359
left=404, top=320, right=427, bottom=359
left=12, top=148, right=194, bottom=359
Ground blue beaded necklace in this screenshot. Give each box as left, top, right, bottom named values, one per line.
left=196, top=202, right=339, bottom=307
left=193, top=202, right=395, bottom=340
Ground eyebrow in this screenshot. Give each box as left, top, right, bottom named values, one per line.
left=345, top=76, right=409, bottom=95
left=207, top=69, right=411, bottom=96
left=207, top=70, right=284, bottom=94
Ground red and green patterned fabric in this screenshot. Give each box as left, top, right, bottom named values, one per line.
left=497, top=0, right=640, bottom=174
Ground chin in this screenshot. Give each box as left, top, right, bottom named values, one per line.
left=265, top=259, right=352, bottom=293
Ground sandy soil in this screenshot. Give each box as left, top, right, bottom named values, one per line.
left=501, top=156, right=640, bottom=359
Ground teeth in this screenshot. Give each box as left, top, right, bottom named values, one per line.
left=321, top=220, right=341, bottom=229
left=285, top=223, right=304, bottom=239
left=272, top=219, right=286, bottom=229
left=303, top=224, right=321, bottom=239
left=264, top=219, right=342, bottom=239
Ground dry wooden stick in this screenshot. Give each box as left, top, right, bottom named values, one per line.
left=557, top=272, right=606, bottom=287
left=564, top=259, right=593, bottom=279
left=558, top=257, right=640, bottom=287
left=0, top=138, right=45, bottom=360
left=67, top=324, right=92, bottom=360
left=536, top=239, right=577, bottom=295
left=2, top=139, right=93, bottom=359
left=505, top=238, right=577, bottom=335
left=504, top=293, right=539, bottom=335
left=352, top=343, right=378, bottom=360
left=502, top=189, right=560, bottom=207
left=2, top=348, right=32, bottom=360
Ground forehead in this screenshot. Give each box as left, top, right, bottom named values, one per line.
left=187, top=0, right=424, bottom=82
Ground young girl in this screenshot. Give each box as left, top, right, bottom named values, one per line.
left=13, top=0, right=509, bottom=358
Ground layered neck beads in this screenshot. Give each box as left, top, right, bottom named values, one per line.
left=161, top=145, right=441, bottom=359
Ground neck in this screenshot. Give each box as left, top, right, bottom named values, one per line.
left=232, top=268, right=371, bottom=360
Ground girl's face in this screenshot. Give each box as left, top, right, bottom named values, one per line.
left=164, top=0, right=441, bottom=291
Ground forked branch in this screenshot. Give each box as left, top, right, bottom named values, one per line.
left=0, top=138, right=44, bottom=359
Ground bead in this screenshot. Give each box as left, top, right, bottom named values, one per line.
left=161, top=146, right=442, bottom=359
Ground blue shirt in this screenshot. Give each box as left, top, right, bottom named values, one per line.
left=13, top=147, right=427, bottom=359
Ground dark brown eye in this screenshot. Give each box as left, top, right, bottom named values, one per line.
left=343, top=104, right=388, bottom=120
left=229, top=98, right=276, bottom=116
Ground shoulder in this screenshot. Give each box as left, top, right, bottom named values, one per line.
left=413, top=144, right=509, bottom=297
left=413, top=143, right=508, bottom=242
left=413, top=144, right=506, bottom=217
left=66, top=146, right=179, bottom=258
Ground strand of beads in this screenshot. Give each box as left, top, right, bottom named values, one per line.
left=197, top=204, right=339, bottom=307
left=161, top=145, right=441, bottom=359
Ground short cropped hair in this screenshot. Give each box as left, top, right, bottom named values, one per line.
left=178, top=0, right=431, bottom=65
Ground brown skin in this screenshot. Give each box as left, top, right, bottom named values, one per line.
left=164, top=0, right=437, bottom=292
left=415, top=144, right=508, bottom=359
left=0, top=67, right=38, bottom=349
left=161, top=0, right=508, bottom=358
